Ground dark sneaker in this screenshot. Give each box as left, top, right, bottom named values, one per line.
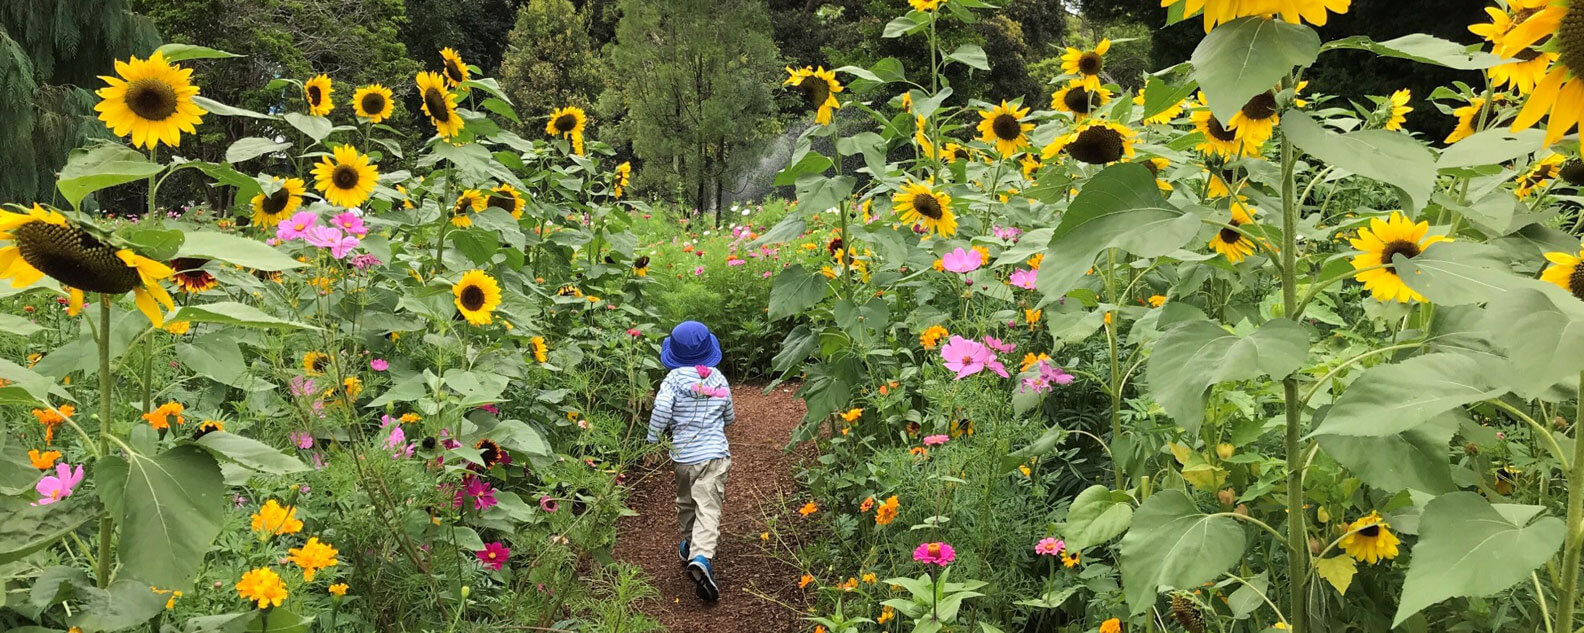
left=686, top=555, right=719, bottom=602
left=678, top=540, right=690, bottom=566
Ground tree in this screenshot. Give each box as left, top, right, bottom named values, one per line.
left=499, top=0, right=605, bottom=126
left=400, top=0, right=525, bottom=84
left=602, top=0, right=779, bottom=219
left=0, top=0, right=160, bottom=205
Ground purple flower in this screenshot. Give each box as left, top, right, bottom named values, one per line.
left=1021, top=360, right=1076, bottom=393
left=290, top=431, right=314, bottom=449
left=276, top=211, right=319, bottom=241
left=941, top=248, right=983, bottom=273
left=370, top=358, right=389, bottom=371
left=1009, top=267, right=1038, bottom=289
left=349, top=253, right=383, bottom=270
left=696, top=366, right=713, bottom=378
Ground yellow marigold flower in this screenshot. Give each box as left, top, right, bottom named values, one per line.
left=236, top=567, right=288, bottom=609
left=251, top=499, right=304, bottom=537
left=799, top=573, right=814, bottom=588
left=841, top=408, right=863, bottom=422
left=288, top=537, right=339, bottom=582
left=874, top=495, right=900, bottom=525
left=798, top=501, right=818, bottom=517
left=329, top=583, right=349, bottom=596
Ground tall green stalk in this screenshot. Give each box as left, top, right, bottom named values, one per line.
left=1554, top=370, right=1584, bottom=632
left=1279, top=132, right=1307, bottom=632
left=96, top=297, right=114, bottom=588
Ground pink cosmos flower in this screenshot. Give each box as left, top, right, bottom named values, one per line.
left=983, top=336, right=1015, bottom=354
left=332, top=212, right=368, bottom=237
left=370, top=358, right=389, bottom=371
left=940, top=336, right=991, bottom=379
left=33, top=463, right=83, bottom=506
left=478, top=403, right=500, bottom=415
left=1009, top=268, right=1038, bottom=289
left=762, top=271, right=773, bottom=278
left=727, top=258, right=746, bottom=266
left=276, top=211, right=319, bottom=241
left=693, top=266, right=705, bottom=276
left=303, top=224, right=342, bottom=248
left=289, top=376, right=317, bottom=398
left=476, top=542, right=511, bottom=571
left=349, top=253, right=383, bottom=270
left=1034, top=537, right=1065, bottom=556
left=941, top=248, right=982, bottom=273
left=993, top=225, right=1023, bottom=241
left=913, top=541, right=956, bottom=567
left=1021, top=360, right=1076, bottom=393
left=290, top=431, right=314, bottom=449
left=540, top=495, right=559, bottom=513
left=696, top=366, right=713, bottom=378
left=923, top=434, right=949, bottom=446
left=454, top=474, right=498, bottom=510
left=383, top=424, right=406, bottom=450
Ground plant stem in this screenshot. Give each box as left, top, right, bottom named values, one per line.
left=1279, top=131, right=1308, bottom=632
left=96, top=297, right=113, bottom=588
left=1104, top=248, right=1123, bottom=488
left=1554, top=370, right=1584, bottom=632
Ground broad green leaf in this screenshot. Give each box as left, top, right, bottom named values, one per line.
left=492, top=420, right=552, bottom=457
left=883, top=14, right=920, bottom=38
left=1322, top=34, right=1505, bottom=70
left=1000, top=425, right=1066, bottom=475
left=0, top=497, right=102, bottom=565
left=1482, top=286, right=1584, bottom=398
left=1140, top=75, right=1197, bottom=121
left=193, top=96, right=276, bottom=120
left=0, top=313, right=42, bottom=337
left=1282, top=110, right=1436, bottom=211
left=155, top=43, right=241, bottom=62
left=796, top=174, right=856, bottom=214
left=0, top=358, right=72, bottom=406
left=768, top=265, right=830, bottom=321
left=99, top=446, right=225, bottom=588
left=1437, top=128, right=1545, bottom=170
left=116, top=225, right=186, bottom=261
left=1227, top=572, right=1267, bottom=618
left=170, top=302, right=315, bottom=330
left=57, top=143, right=165, bottom=209
left=1146, top=319, right=1309, bottom=434
left=1314, top=556, right=1356, bottom=596
left=246, top=607, right=312, bottom=632
left=1062, top=485, right=1134, bottom=549
left=1191, top=17, right=1320, bottom=122
left=283, top=112, right=332, bottom=142
left=71, top=578, right=171, bottom=632
left=751, top=213, right=807, bottom=247
left=194, top=433, right=310, bottom=474
left=1119, top=490, right=1245, bottom=614
left=365, top=373, right=427, bottom=408
left=1316, top=411, right=1457, bottom=494
left=459, top=78, right=511, bottom=103
left=1393, top=492, right=1565, bottom=625
left=772, top=325, right=818, bottom=373
left=1308, top=353, right=1503, bottom=437
left=177, top=231, right=305, bottom=271
left=451, top=228, right=500, bottom=265
left=1394, top=241, right=1535, bottom=305
left=1014, top=586, right=1080, bottom=609
left=176, top=334, right=248, bottom=386
left=225, top=137, right=291, bottom=164
left=1035, top=163, right=1197, bottom=301
left=946, top=44, right=989, bottom=70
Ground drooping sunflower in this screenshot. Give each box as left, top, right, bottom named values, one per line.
left=1190, top=97, right=1260, bottom=159
left=1444, top=96, right=1490, bottom=143
left=892, top=181, right=956, bottom=237
left=93, top=51, right=207, bottom=150
left=614, top=162, right=632, bottom=199
left=1348, top=211, right=1449, bottom=303
left=312, top=145, right=379, bottom=208
left=1562, top=157, right=1584, bottom=185
left=1143, top=156, right=1174, bottom=191
left=453, top=270, right=502, bottom=326
left=170, top=258, right=217, bottom=293
left=545, top=106, right=588, bottom=155
left=0, top=205, right=174, bottom=326
left=1517, top=153, right=1566, bottom=198
left=1541, top=247, right=1584, bottom=301
left=487, top=184, right=525, bottom=219
left=250, top=177, right=306, bottom=229
left=352, top=84, right=394, bottom=124
left=453, top=190, right=488, bottom=227
left=632, top=255, right=650, bottom=277
left=1499, top=1, right=1584, bottom=145
left=977, top=101, right=1033, bottom=157
left=1134, top=92, right=1187, bottom=125
left=909, top=0, right=945, bottom=10
left=1339, top=511, right=1401, bottom=564
left=1164, top=0, right=1351, bottom=33
left=1043, top=120, right=1136, bottom=165
left=784, top=66, right=843, bottom=126
left=475, top=438, right=504, bottom=467
left=416, top=71, right=464, bottom=140
left=1225, top=90, right=1280, bottom=148
left=1383, top=89, right=1413, bottom=130
left=1208, top=202, right=1257, bottom=263
left=1051, top=80, right=1113, bottom=118
left=914, top=116, right=936, bottom=158
left=1061, top=39, right=1110, bottom=91
left=440, top=47, right=471, bottom=87
left=302, top=351, right=330, bottom=375
left=303, top=74, right=334, bottom=116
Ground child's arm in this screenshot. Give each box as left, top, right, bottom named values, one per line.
left=722, top=379, right=736, bottom=427
left=646, top=378, right=675, bottom=443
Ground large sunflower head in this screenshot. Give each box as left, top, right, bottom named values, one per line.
left=1226, top=90, right=1280, bottom=147
left=486, top=184, right=526, bottom=219
left=304, top=74, right=334, bottom=116
left=545, top=106, right=588, bottom=155
left=302, top=351, right=331, bottom=375
left=784, top=66, right=843, bottom=126
left=415, top=71, right=463, bottom=140
left=1051, top=80, right=1113, bottom=118
left=891, top=181, right=956, bottom=237
left=352, top=84, right=394, bottom=124
left=977, top=101, right=1033, bottom=157
left=1517, top=153, right=1566, bottom=198
left=0, top=205, right=174, bottom=325
left=312, top=145, right=379, bottom=209
left=1348, top=211, right=1449, bottom=303
left=453, top=190, right=488, bottom=227
left=1061, top=39, right=1110, bottom=91
left=1338, top=511, right=1401, bottom=564
left=453, top=270, right=502, bottom=325
left=171, top=257, right=218, bottom=294
left=1190, top=96, right=1258, bottom=159
left=93, top=51, right=206, bottom=150
left=1502, top=2, right=1584, bottom=144
left=1208, top=214, right=1256, bottom=263
left=250, top=177, right=306, bottom=229
left=1043, top=120, right=1136, bottom=165
left=440, top=47, right=471, bottom=87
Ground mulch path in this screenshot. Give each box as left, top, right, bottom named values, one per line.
left=613, top=382, right=813, bottom=632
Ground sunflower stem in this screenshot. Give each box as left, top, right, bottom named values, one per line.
left=1554, top=370, right=1584, bottom=632
left=1279, top=128, right=1308, bottom=633
left=96, top=296, right=114, bottom=589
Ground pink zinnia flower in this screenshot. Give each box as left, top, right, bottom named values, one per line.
left=923, top=434, right=949, bottom=446
left=476, top=542, right=511, bottom=571
left=540, top=495, right=559, bottom=513
left=349, top=253, right=383, bottom=270
left=33, top=463, right=83, bottom=506
left=1009, top=267, right=1038, bottom=289
left=276, top=211, right=319, bottom=241
left=332, top=212, right=368, bottom=237
left=913, top=541, right=956, bottom=567
left=762, top=271, right=773, bottom=278
left=940, top=336, right=991, bottom=379
left=727, top=258, right=746, bottom=266
left=693, top=266, right=705, bottom=276
left=1034, top=537, right=1064, bottom=556
left=626, top=328, right=643, bottom=337
left=370, top=358, right=389, bottom=371
left=941, top=248, right=982, bottom=273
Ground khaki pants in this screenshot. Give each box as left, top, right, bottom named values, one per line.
left=674, top=457, right=730, bottom=560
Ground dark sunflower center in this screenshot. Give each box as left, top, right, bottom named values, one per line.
left=827, top=237, right=843, bottom=254
left=261, top=187, right=293, bottom=215
left=797, top=76, right=830, bottom=109
left=445, top=59, right=465, bottom=83
left=1063, top=87, right=1095, bottom=113
left=1358, top=525, right=1380, bottom=538
left=1206, top=115, right=1238, bottom=142
left=992, top=113, right=1022, bottom=141
left=633, top=256, right=649, bottom=269
left=307, top=85, right=323, bottom=106
left=487, top=193, right=515, bottom=211
left=1078, top=51, right=1103, bottom=76
left=1241, top=91, right=1278, bottom=121
left=460, top=285, right=486, bottom=311
left=1144, top=160, right=1162, bottom=176
left=313, top=355, right=328, bottom=372
left=1568, top=262, right=1584, bottom=301
left=423, top=88, right=451, bottom=122
left=1559, top=5, right=1584, bottom=72
left=1067, top=126, right=1125, bottom=165
left=1218, top=226, right=1242, bottom=244
left=554, top=114, right=577, bottom=133
left=14, top=222, right=140, bottom=294
left=332, top=165, right=360, bottom=190
left=126, top=78, right=178, bottom=121
left=1380, top=239, right=1422, bottom=273
left=360, top=93, right=387, bottom=115
left=1562, top=159, right=1584, bottom=186
left=912, top=193, right=943, bottom=220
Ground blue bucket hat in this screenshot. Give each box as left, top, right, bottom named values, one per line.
left=661, top=320, right=722, bottom=369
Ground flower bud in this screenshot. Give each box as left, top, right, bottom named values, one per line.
left=1215, top=443, right=1234, bottom=460
left=1233, top=504, right=1249, bottom=517
left=1217, top=489, right=1236, bottom=506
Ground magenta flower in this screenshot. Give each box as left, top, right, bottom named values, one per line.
left=1009, top=267, right=1038, bottom=289
left=290, top=430, right=314, bottom=449
left=940, top=336, right=991, bottom=379
left=349, top=253, right=383, bottom=270
left=922, top=434, right=949, bottom=446
left=993, top=225, right=1023, bottom=241
left=913, top=541, right=956, bottom=567
left=982, top=336, right=1015, bottom=354
left=727, top=258, right=746, bottom=266
left=540, top=495, right=559, bottom=513
left=1034, top=537, right=1064, bottom=556
left=383, top=424, right=406, bottom=450
left=456, top=475, right=498, bottom=510
left=276, top=211, right=319, bottom=241
left=1021, top=360, right=1076, bottom=393
left=370, top=358, right=389, bottom=371
left=289, top=376, right=317, bottom=398
left=626, top=328, right=643, bottom=337
left=941, top=248, right=982, bottom=273
left=332, top=211, right=368, bottom=237
left=693, top=265, right=705, bottom=276
left=761, top=271, right=772, bottom=278
left=476, top=542, right=511, bottom=571
left=696, top=366, right=713, bottom=378
left=33, top=463, right=83, bottom=506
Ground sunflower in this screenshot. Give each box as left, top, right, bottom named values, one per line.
left=1164, top=0, right=1351, bottom=33
left=352, top=84, right=394, bottom=123
left=892, top=181, right=956, bottom=237
left=614, top=162, right=632, bottom=199
left=193, top=419, right=225, bottom=440
left=1190, top=99, right=1259, bottom=159
left=440, top=47, right=471, bottom=87
left=1225, top=90, right=1280, bottom=148
left=171, top=258, right=217, bottom=293
left=416, top=71, right=464, bottom=140
left=1349, top=212, right=1449, bottom=303
left=1517, top=153, right=1566, bottom=198
left=93, top=51, right=206, bottom=150
left=453, top=190, right=488, bottom=227
left=530, top=336, right=549, bottom=363
left=1143, top=157, right=1174, bottom=191
left=302, top=351, right=331, bottom=375
left=1474, top=3, right=1559, bottom=96
left=1043, top=120, right=1136, bottom=165
left=1537, top=247, right=1584, bottom=300
left=313, top=145, right=378, bottom=208
left=1051, top=80, right=1113, bottom=118
left=302, top=74, right=334, bottom=116
left=475, top=438, right=504, bottom=467
left=977, top=101, right=1033, bottom=157
left=1383, top=89, right=1412, bottom=130
left=1338, top=511, right=1401, bottom=564
left=250, top=177, right=305, bottom=229
left=909, top=0, right=945, bottom=10
left=914, top=116, right=936, bottom=158
left=545, top=106, right=588, bottom=155
left=1500, top=1, right=1584, bottom=145
left=453, top=270, right=502, bottom=325
left=633, top=255, right=650, bottom=277
left=487, top=184, right=525, bottom=219
left=1061, top=39, right=1110, bottom=91
left=784, top=66, right=843, bottom=126
left=1208, top=202, right=1257, bottom=263
left=1133, top=92, right=1186, bottom=125
left=1444, top=96, right=1490, bottom=143
left=0, top=205, right=174, bottom=326
left=1564, top=158, right=1584, bottom=185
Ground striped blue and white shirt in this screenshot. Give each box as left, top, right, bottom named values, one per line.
left=647, top=366, right=734, bottom=465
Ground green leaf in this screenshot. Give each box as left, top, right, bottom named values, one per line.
left=170, top=302, right=315, bottom=330
left=1191, top=17, right=1319, bottom=122
left=246, top=607, right=312, bottom=632
left=155, top=43, right=241, bottom=62
left=479, top=97, right=521, bottom=123
left=795, top=174, right=856, bottom=214
left=225, top=137, right=291, bottom=164
left=71, top=578, right=170, bottom=632
left=1119, top=490, right=1245, bottom=614
left=0, top=358, right=71, bottom=406
left=1394, top=241, right=1535, bottom=305
left=492, top=420, right=552, bottom=457
left=768, top=265, right=830, bottom=321
left=1140, top=76, right=1197, bottom=121
left=1035, top=163, right=1197, bottom=300
left=751, top=213, right=807, bottom=247
left=1000, top=425, right=1066, bottom=474
left=1062, top=485, right=1134, bottom=549
left=194, top=433, right=310, bottom=474
left=283, top=113, right=332, bottom=143
left=0, top=497, right=101, bottom=565
left=1482, top=286, right=1584, bottom=398
left=451, top=228, right=500, bottom=265
left=194, top=96, right=276, bottom=120
left=0, top=313, right=42, bottom=337
left=946, top=44, right=989, bottom=70
left=176, top=231, right=306, bottom=271
left=1316, top=411, right=1457, bottom=494
left=57, top=143, right=165, bottom=209
left=1282, top=110, right=1436, bottom=211
left=176, top=334, right=248, bottom=386
left=1393, top=492, right=1565, bottom=625
left=882, top=14, right=920, bottom=38
left=1437, top=128, right=1545, bottom=170
left=116, top=225, right=185, bottom=261
left=1146, top=319, right=1309, bottom=434
left=1322, top=34, right=1505, bottom=70
left=99, top=446, right=225, bottom=589
left=1307, top=353, right=1503, bottom=437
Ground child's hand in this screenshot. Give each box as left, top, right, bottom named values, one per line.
left=640, top=452, right=663, bottom=469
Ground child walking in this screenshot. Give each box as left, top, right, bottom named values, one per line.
left=647, top=320, right=734, bottom=602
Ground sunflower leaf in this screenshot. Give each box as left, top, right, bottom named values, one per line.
left=99, top=446, right=225, bottom=589
left=193, top=96, right=276, bottom=120
left=283, top=113, right=332, bottom=143
left=1482, top=285, right=1584, bottom=398
left=1282, top=110, right=1436, bottom=211
left=1191, top=17, right=1319, bottom=123
left=946, top=44, right=989, bottom=70
left=1393, top=492, right=1564, bottom=626
left=169, top=302, right=316, bottom=330
left=1314, top=556, right=1356, bottom=596
left=1393, top=241, right=1538, bottom=306
left=1322, top=34, right=1506, bottom=71
left=176, top=231, right=305, bottom=272
left=0, top=496, right=102, bottom=566
left=56, top=143, right=166, bottom=210
left=1140, top=75, right=1196, bottom=122
left=192, top=433, right=310, bottom=475
left=1306, top=352, right=1504, bottom=438
left=154, top=43, right=241, bottom=62
left=225, top=137, right=291, bottom=164
left=1145, top=318, right=1310, bottom=435
left=1315, top=410, right=1458, bottom=494
left=768, top=264, right=831, bottom=321
left=1119, top=490, right=1245, bottom=614
left=1034, top=163, right=1197, bottom=301
left=1062, top=485, right=1133, bottom=550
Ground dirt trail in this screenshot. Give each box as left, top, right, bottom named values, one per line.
left=614, top=383, right=811, bottom=632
